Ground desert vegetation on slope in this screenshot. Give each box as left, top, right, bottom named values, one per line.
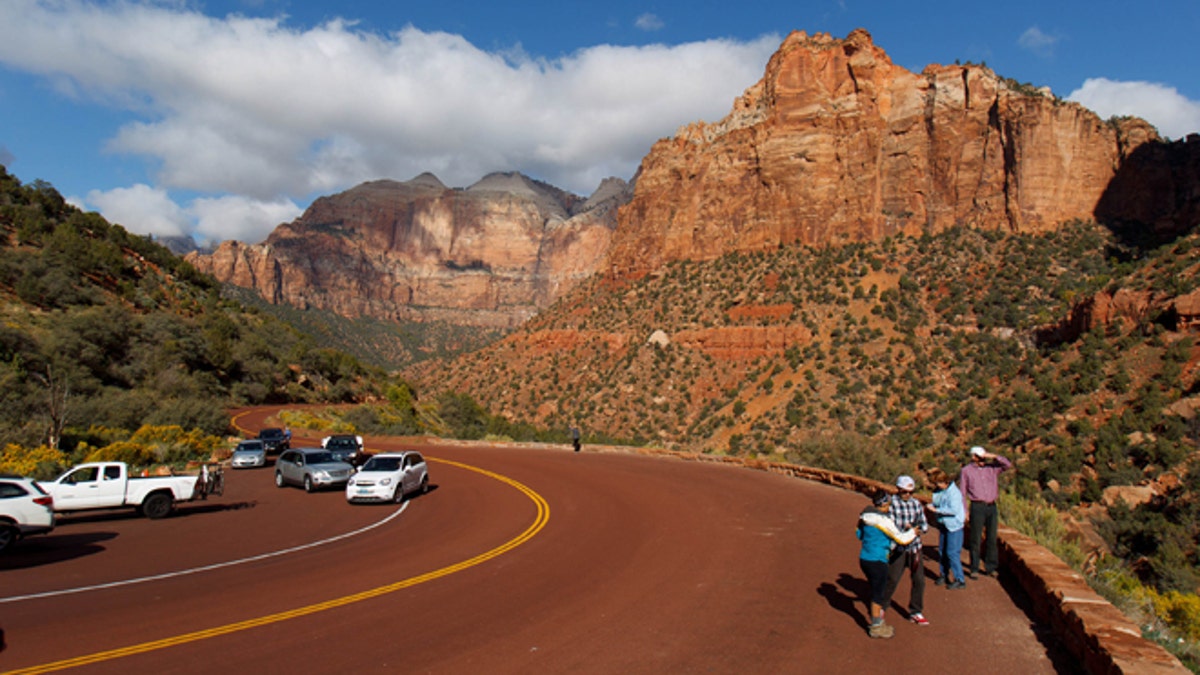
left=413, top=220, right=1200, bottom=595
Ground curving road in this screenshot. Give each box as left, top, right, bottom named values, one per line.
left=0, top=408, right=1073, bottom=674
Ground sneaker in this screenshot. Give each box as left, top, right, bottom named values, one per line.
left=910, top=613, right=930, bottom=626
left=868, top=622, right=895, bottom=639
left=948, top=580, right=966, bottom=590
left=965, top=570, right=977, bottom=579
left=933, top=577, right=946, bottom=586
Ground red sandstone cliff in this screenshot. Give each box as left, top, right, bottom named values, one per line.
left=606, top=28, right=1197, bottom=279
left=187, top=173, right=629, bottom=328
left=191, top=28, right=1199, bottom=328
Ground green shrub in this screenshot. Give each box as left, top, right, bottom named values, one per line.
left=997, top=492, right=1087, bottom=569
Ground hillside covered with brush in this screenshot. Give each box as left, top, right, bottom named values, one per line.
left=410, top=219, right=1200, bottom=589
left=0, top=166, right=385, bottom=454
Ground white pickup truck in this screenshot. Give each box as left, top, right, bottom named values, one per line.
left=41, top=462, right=204, bottom=519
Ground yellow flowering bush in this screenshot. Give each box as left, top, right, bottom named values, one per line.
left=85, top=441, right=155, bottom=466
left=0, top=444, right=65, bottom=478
left=1151, top=590, right=1200, bottom=643
left=279, top=409, right=336, bottom=431
left=128, top=425, right=224, bottom=463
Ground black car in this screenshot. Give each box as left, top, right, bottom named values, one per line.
left=257, top=427, right=290, bottom=454
left=322, top=434, right=364, bottom=465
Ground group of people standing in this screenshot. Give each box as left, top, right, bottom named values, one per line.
left=855, top=445, right=1011, bottom=638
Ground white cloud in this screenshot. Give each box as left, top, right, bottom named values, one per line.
left=0, top=1, right=779, bottom=243
left=83, top=184, right=299, bottom=246
left=1017, top=26, right=1058, bottom=56
left=189, top=195, right=301, bottom=246
left=85, top=184, right=190, bottom=239
left=635, top=13, right=665, bottom=31
left=1068, top=78, right=1200, bottom=140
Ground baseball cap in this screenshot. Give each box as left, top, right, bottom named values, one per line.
left=970, top=446, right=987, bottom=457
left=896, top=475, right=915, bottom=491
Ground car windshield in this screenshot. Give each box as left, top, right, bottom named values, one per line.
left=236, top=442, right=264, bottom=452
left=328, top=438, right=355, bottom=448
left=363, top=457, right=401, bottom=472
left=258, top=429, right=284, bottom=439
left=306, top=452, right=337, bottom=465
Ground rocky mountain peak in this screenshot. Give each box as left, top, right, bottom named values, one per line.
left=187, top=171, right=625, bottom=328
left=604, top=28, right=1198, bottom=280
left=466, top=171, right=577, bottom=219
left=189, top=27, right=1198, bottom=338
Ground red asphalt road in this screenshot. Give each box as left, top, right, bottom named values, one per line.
left=0, top=408, right=1073, bottom=674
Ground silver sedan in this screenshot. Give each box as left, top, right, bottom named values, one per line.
left=230, top=440, right=267, bottom=469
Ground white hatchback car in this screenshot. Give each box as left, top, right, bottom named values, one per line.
left=346, top=452, right=429, bottom=504
left=0, top=476, right=56, bottom=553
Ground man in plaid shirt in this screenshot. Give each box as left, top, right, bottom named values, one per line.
left=885, top=475, right=930, bottom=625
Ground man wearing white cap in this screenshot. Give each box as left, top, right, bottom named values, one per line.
left=885, top=474, right=930, bottom=625
left=960, top=446, right=1011, bottom=578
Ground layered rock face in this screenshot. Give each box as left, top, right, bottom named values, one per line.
left=191, top=28, right=1199, bottom=329
left=606, top=28, right=1199, bottom=279
left=188, top=173, right=629, bottom=327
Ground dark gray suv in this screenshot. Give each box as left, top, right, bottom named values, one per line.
left=322, top=434, right=363, bottom=465
left=257, top=427, right=290, bottom=454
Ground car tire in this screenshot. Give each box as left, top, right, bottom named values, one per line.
left=303, top=475, right=315, bottom=493
left=274, top=472, right=285, bottom=488
left=419, top=475, right=430, bottom=495
left=0, top=523, right=16, bottom=553
left=142, top=492, right=173, bottom=520
left=392, top=485, right=404, bottom=503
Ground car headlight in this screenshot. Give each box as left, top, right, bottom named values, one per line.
left=313, top=470, right=330, bottom=479
left=347, top=478, right=356, bottom=487
left=379, top=478, right=392, bottom=486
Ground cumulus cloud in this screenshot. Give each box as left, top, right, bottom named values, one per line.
left=189, top=195, right=302, bottom=246
left=1068, top=78, right=1200, bottom=140
left=83, top=185, right=299, bottom=246
left=85, top=184, right=190, bottom=239
left=1017, top=26, right=1058, bottom=56
left=0, top=1, right=779, bottom=242
left=635, top=13, right=665, bottom=31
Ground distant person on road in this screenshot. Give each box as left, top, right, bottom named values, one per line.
left=884, top=475, right=930, bottom=626
left=857, top=488, right=918, bottom=639
left=926, top=468, right=966, bottom=589
left=960, top=446, right=1012, bottom=578
left=571, top=426, right=581, bottom=453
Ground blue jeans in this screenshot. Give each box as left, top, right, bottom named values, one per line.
left=938, top=526, right=964, bottom=583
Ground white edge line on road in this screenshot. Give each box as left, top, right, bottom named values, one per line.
left=0, top=502, right=408, bottom=604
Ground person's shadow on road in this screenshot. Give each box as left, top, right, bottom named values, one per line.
left=819, top=573, right=870, bottom=630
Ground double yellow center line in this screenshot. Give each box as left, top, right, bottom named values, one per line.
left=5, top=457, right=550, bottom=674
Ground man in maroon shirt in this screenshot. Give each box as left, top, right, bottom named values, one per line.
left=959, top=446, right=1011, bottom=578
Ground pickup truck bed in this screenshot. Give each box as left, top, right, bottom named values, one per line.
left=42, top=462, right=203, bottom=519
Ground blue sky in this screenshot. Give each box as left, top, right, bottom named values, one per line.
left=1, top=0, right=1198, bottom=245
